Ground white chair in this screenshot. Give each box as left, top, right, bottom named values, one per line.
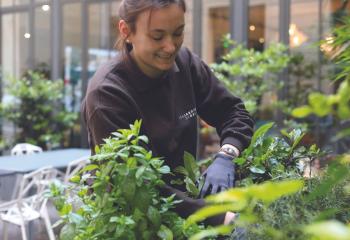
left=0, top=166, right=57, bottom=240
left=11, top=143, right=43, bottom=156
left=64, top=157, right=90, bottom=185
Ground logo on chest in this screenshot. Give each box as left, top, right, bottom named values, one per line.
left=179, top=107, right=197, bottom=121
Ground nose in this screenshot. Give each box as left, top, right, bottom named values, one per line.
left=163, top=37, right=176, bottom=54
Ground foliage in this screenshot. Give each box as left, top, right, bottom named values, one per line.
left=186, top=156, right=350, bottom=240
left=280, top=52, right=317, bottom=115
left=0, top=71, right=77, bottom=149
left=211, top=34, right=291, bottom=115
left=292, top=16, right=350, bottom=139
left=234, top=122, right=322, bottom=185
left=48, top=120, right=204, bottom=240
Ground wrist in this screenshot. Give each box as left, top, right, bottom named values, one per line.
left=219, top=144, right=239, bottom=158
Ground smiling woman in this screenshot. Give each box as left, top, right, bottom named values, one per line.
left=82, top=0, right=254, bottom=227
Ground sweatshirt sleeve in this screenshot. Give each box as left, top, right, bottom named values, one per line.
left=82, top=84, right=138, bottom=152
left=185, top=49, right=254, bottom=152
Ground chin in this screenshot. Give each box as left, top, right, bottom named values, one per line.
left=156, top=61, right=175, bottom=71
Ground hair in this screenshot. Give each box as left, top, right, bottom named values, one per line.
left=115, top=0, right=186, bottom=54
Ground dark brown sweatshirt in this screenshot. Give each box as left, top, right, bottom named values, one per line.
left=81, top=47, right=254, bottom=225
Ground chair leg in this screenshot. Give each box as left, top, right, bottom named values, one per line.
left=2, top=220, right=8, bottom=240
left=20, top=221, right=28, bottom=240
left=42, top=207, right=55, bottom=240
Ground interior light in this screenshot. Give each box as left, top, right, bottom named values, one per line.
left=24, top=33, right=31, bottom=39
left=42, top=4, right=50, bottom=11
left=249, top=25, right=256, bottom=31
left=289, top=24, right=296, bottom=35
left=293, top=36, right=299, bottom=46
left=259, top=38, right=265, bottom=43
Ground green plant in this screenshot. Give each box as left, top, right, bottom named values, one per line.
left=0, top=71, right=77, bottom=149
left=234, top=122, right=322, bottom=185
left=292, top=16, right=350, bottom=140
left=211, top=35, right=290, bottom=115
left=48, top=120, right=205, bottom=240
left=186, top=157, right=350, bottom=240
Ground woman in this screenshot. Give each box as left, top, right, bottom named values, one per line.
left=82, top=0, right=254, bottom=225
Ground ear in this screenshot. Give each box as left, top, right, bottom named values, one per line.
left=119, top=20, right=131, bottom=40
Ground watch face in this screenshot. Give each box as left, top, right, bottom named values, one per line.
left=221, top=147, right=237, bottom=157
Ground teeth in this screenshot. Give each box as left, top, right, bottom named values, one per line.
left=157, top=54, right=172, bottom=59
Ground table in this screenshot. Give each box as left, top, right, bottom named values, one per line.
left=0, top=148, right=91, bottom=200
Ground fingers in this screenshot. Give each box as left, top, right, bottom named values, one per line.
left=211, top=184, right=219, bottom=195
left=200, top=180, right=210, bottom=198
left=228, top=174, right=234, bottom=188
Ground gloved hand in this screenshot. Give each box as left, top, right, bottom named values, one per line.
left=199, top=153, right=235, bottom=198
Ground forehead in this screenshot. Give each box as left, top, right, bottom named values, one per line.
left=137, top=4, right=185, bottom=31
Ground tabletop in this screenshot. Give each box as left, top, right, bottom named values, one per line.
left=0, top=148, right=91, bottom=173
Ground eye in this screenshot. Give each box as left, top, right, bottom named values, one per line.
left=174, top=31, right=184, bottom=37
left=150, top=34, right=163, bottom=41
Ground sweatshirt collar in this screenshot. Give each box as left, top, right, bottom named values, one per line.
left=119, top=51, right=180, bottom=92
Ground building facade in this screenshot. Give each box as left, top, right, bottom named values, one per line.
left=0, top=0, right=349, bottom=147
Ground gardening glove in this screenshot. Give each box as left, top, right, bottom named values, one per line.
left=159, top=184, right=225, bottom=226
left=199, top=153, right=235, bottom=198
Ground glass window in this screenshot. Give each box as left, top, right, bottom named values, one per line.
left=290, top=0, right=322, bottom=96
left=202, top=0, right=229, bottom=63
left=87, top=2, right=118, bottom=91
left=1, top=12, right=30, bottom=143
left=34, top=4, right=51, bottom=75
left=249, top=0, right=279, bottom=51
left=209, top=7, right=229, bottom=62
left=1, top=0, right=29, bottom=7
left=1, top=13, right=30, bottom=79
left=63, top=3, right=82, bottom=113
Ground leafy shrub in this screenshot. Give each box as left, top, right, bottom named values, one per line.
left=211, top=35, right=290, bottom=115
left=48, top=120, right=205, bottom=240
left=186, top=124, right=350, bottom=240
left=0, top=71, right=77, bottom=149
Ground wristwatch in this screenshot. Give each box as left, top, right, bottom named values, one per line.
left=219, top=146, right=238, bottom=158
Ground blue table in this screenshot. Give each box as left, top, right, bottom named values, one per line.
left=0, top=148, right=91, bottom=173
left=0, top=148, right=91, bottom=200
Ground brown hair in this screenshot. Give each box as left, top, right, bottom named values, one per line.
left=115, top=0, right=186, bottom=54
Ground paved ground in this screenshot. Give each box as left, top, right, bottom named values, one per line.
left=0, top=201, right=61, bottom=240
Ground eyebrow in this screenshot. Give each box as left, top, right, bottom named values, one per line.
left=150, top=24, right=185, bottom=33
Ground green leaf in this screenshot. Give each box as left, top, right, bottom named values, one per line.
left=309, top=93, right=331, bottom=117
left=138, top=135, right=149, bottom=144
left=304, top=220, right=350, bottom=240
left=249, top=166, right=266, bottom=174
left=291, top=106, right=313, bottom=118
left=136, top=166, right=146, bottom=179
left=174, top=166, right=188, bottom=175
left=59, top=223, right=76, bottom=240
left=185, top=203, right=242, bottom=226
left=69, top=175, right=80, bottom=183
left=248, top=180, right=304, bottom=203
left=189, top=225, right=234, bottom=240
left=147, top=206, right=161, bottom=229
left=251, top=122, right=274, bottom=146
left=81, top=164, right=99, bottom=173
left=184, top=151, right=198, bottom=182
left=157, top=225, right=173, bottom=240
left=158, top=165, right=171, bottom=174
left=184, top=178, right=200, bottom=197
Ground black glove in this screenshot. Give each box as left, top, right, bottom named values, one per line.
left=159, top=184, right=225, bottom=226
left=199, top=153, right=235, bottom=198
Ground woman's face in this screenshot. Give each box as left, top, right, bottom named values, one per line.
left=127, top=4, right=185, bottom=78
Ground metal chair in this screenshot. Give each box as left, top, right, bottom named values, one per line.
left=11, top=143, right=43, bottom=156
left=0, top=166, right=57, bottom=240
left=64, top=156, right=90, bottom=185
